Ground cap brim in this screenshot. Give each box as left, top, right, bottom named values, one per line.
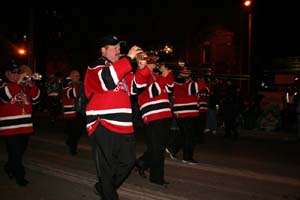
left=100, top=40, right=126, bottom=48
left=119, top=41, right=126, bottom=47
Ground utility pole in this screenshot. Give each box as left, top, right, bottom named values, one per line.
left=243, top=0, right=253, bottom=96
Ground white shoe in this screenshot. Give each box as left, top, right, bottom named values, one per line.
left=182, top=159, right=198, bottom=165
left=165, top=148, right=177, bottom=161
left=212, top=130, right=217, bottom=135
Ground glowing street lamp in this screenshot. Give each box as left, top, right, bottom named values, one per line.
left=243, top=0, right=252, bottom=7
left=17, top=48, right=27, bottom=56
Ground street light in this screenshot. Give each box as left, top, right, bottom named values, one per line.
left=243, top=0, right=252, bottom=7
left=17, top=48, right=27, bottom=56
left=243, top=0, right=253, bottom=95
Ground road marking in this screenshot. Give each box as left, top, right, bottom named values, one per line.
left=33, top=136, right=300, bottom=187
left=25, top=159, right=188, bottom=200
left=165, top=160, right=300, bottom=187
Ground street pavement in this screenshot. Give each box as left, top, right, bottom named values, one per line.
left=1, top=111, right=300, bottom=200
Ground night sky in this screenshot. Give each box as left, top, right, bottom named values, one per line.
left=1, top=1, right=300, bottom=67
left=254, top=1, right=300, bottom=57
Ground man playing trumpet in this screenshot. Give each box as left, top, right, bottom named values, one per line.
left=0, top=62, right=41, bottom=186
left=84, top=34, right=150, bottom=200
left=135, top=52, right=174, bottom=186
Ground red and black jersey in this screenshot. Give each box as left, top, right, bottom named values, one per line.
left=62, top=77, right=80, bottom=118
left=173, top=78, right=207, bottom=118
left=197, top=79, right=211, bottom=113
left=0, top=82, right=41, bottom=136
left=138, top=71, right=174, bottom=124
left=84, top=57, right=150, bottom=135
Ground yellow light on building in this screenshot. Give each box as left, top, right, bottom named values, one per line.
left=163, top=45, right=173, bottom=54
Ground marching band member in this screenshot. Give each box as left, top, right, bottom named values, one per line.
left=0, top=62, right=41, bottom=186
left=135, top=55, right=174, bottom=186
left=166, top=67, right=207, bottom=164
left=84, top=35, right=150, bottom=200
left=62, top=69, right=85, bottom=155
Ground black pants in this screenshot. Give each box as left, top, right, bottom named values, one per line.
left=65, top=115, right=85, bottom=153
left=4, top=134, right=30, bottom=181
left=47, top=96, right=62, bottom=126
left=168, top=117, right=198, bottom=160
left=139, top=118, right=171, bottom=183
left=224, top=114, right=238, bottom=138
left=89, top=124, right=136, bottom=200
left=197, top=112, right=207, bottom=143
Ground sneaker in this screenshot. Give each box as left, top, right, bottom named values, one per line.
left=182, top=159, right=198, bottom=165
left=165, top=148, right=177, bottom=161
left=212, top=130, right=217, bottom=135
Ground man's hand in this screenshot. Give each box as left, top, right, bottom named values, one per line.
left=17, top=73, right=27, bottom=85
left=127, top=46, right=144, bottom=60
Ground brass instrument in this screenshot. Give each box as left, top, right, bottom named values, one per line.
left=19, top=65, right=42, bottom=85
left=20, top=73, right=42, bottom=114
left=135, top=52, right=148, bottom=61
left=120, top=50, right=159, bottom=63
left=23, top=73, right=43, bottom=81
left=20, top=73, right=42, bottom=86
left=17, top=65, right=42, bottom=114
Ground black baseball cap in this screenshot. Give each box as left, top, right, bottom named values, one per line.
left=5, top=60, right=20, bottom=73
left=99, top=35, right=126, bottom=48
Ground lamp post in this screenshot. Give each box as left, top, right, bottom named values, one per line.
left=243, top=0, right=253, bottom=95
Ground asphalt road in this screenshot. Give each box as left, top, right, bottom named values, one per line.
left=1, top=111, right=300, bottom=200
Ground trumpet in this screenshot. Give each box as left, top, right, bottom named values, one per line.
left=25, top=73, right=42, bottom=81
left=135, top=53, right=147, bottom=61
left=21, top=73, right=42, bottom=85
left=18, top=65, right=42, bottom=83
left=120, top=50, right=159, bottom=62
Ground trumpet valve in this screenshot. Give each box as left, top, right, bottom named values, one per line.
left=135, top=52, right=148, bottom=61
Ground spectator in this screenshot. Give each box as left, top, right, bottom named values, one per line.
left=204, top=82, right=219, bottom=135
left=220, top=81, right=240, bottom=140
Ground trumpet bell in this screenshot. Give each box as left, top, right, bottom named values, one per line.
left=31, top=73, right=42, bottom=81
left=22, top=73, right=42, bottom=85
